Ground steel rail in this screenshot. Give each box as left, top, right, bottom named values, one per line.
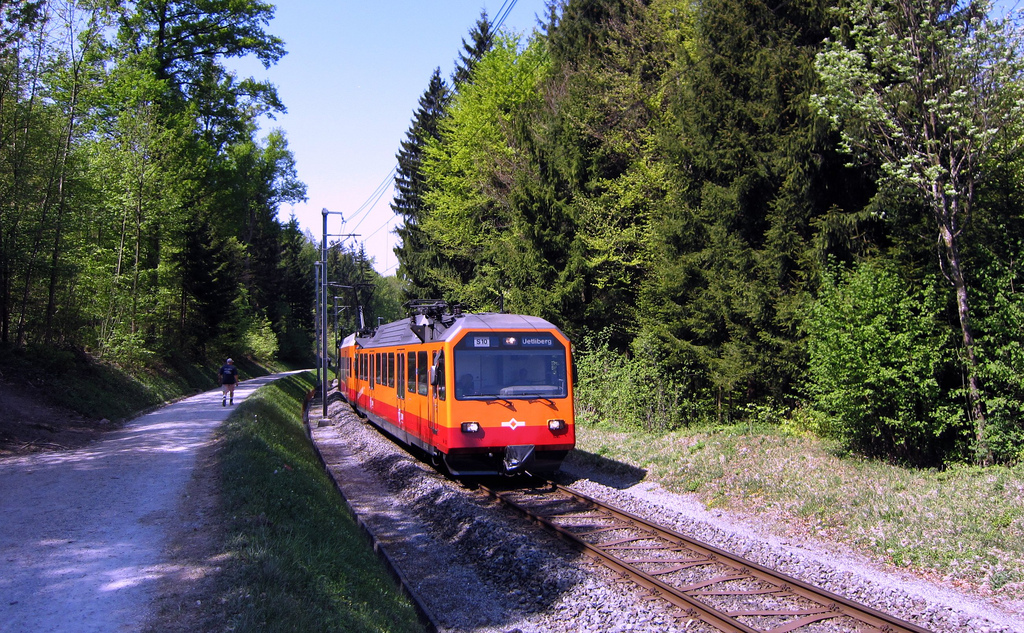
left=478, top=482, right=933, bottom=633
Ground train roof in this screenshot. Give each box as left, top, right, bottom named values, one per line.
left=346, top=312, right=565, bottom=349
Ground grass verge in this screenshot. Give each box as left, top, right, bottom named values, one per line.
left=212, top=371, right=424, bottom=632
left=571, top=423, right=1024, bottom=602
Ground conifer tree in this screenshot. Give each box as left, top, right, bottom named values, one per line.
left=392, top=69, right=448, bottom=219
left=452, top=10, right=495, bottom=86
left=392, top=68, right=449, bottom=300
left=648, top=0, right=851, bottom=412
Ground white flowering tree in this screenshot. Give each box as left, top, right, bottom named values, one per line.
left=812, top=0, right=1024, bottom=462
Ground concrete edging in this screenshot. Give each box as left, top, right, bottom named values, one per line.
left=302, top=388, right=442, bottom=633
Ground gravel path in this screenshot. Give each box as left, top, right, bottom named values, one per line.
left=0, top=373, right=292, bottom=633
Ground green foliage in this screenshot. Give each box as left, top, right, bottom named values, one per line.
left=395, top=0, right=1024, bottom=465
left=639, top=0, right=851, bottom=418
left=239, top=312, right=279, bottom=362
left=393, top=68, right=450, bottom=301
left=803, top=260, right=970, bottom=465
left=574, top=331, right=701, bottom=432
left=813, top=0, right=1024, bottom=460
left=972, top=242, right=1024, bottom=463
left=420, top=33, right=552, bottom=311
left=0, top=0, right=315, bottom=370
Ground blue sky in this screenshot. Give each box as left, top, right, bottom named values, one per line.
left=231, top=1, right=552, bottom=275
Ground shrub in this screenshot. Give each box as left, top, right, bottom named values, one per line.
left=240, top=313, right=279, bottom=362
left=574, top=331, right=691, bottom=432
left=803, top=260, right=969, bottom=465
left=972, top=242, right=1024, bottom=463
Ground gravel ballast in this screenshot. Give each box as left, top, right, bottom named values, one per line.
left=312, top=394, right=1024, bottom=633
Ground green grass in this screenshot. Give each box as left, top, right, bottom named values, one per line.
left=3, top=344, right=414, bottom=629
left=570, top=423, right=1024, bottom=599
left=213, top=372, right=424, bottom=632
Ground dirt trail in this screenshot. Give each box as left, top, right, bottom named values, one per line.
left=0, top=374, right=290, bottom=633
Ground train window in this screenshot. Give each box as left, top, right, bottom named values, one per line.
left=453, top=333, right=568, bottom=400
left=434, top=351, right=446, bottom=401
left=417, top=351, right=428, bottom=395
left=397, top=353, right=405, bottom=398
left=388, top=352, right=395, bottom=388
left=407, top=352, right=416, bottom=394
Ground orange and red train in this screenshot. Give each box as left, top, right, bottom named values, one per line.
left=338, top=302, right=575, bottom=476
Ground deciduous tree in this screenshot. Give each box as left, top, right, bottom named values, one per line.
left=813, top=0, right=1024, bottom=462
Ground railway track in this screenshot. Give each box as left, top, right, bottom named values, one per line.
left=479, top=480, right=933, bottom=633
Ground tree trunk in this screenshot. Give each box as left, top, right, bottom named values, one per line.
left=935, top=197, right=990, bottom=464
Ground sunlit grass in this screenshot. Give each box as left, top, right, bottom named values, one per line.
left=572, top=423, right=1024, bottom=599
left=215, top=372, right=424, bottom=632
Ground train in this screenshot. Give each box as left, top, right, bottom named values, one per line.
left=337, top=301, right=575, bottom=476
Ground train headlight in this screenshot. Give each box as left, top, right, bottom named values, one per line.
left=547, top=419, right=566, bottom=431
left=461, top=421, right=481, bottom=433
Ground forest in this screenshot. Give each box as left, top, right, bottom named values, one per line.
left=6, top=0, right=1024, bottom=468
left=0, top=0, right=396, bottom=371
left=392, top=0, right=1024, bottom=466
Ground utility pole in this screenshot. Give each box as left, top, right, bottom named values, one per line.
left=319, top=208, right=358, bottom=421
left=314, top=260, right=322, bottom=387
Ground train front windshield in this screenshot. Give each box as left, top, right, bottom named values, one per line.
left=454, top=332, right=569, bottom=400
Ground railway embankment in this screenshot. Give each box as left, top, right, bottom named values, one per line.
left=309, top=386, right=1024, bottom=633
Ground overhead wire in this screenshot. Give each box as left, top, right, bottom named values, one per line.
left=493, top=0, right=517, bottom=30
left=344, top=0, right=520, bottom=272
left=363, top=213, right=400, bottom=241
left=344, top=166, right=396, bottom=232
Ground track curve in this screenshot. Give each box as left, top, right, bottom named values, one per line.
left=479, top=480, right=933, bottom=633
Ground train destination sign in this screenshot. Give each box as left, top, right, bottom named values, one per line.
left=465, top=333, right=558, bottom=349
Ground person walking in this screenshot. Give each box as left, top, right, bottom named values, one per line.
left=218, top=358, right=239, bottom=406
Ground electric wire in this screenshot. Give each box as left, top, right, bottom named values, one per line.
left=344, top=167, right=396, bottom=232
left=363, top=213, right=400, bottom=241
left=348, top=184, right=392, bottom=233
left=342, top=0, right=522, bottom=272
left=494, top=0, right=517, bottom=30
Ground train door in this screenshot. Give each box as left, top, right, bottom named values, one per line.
left=429, top=350, right=446, bottom=443
left=414, top=350, right=427, bottom=439
left=372, top=350, right=380, bottom=413
left=396, top=349, right=406, bottom=434
left=407, top=351, right=420, bottom=440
